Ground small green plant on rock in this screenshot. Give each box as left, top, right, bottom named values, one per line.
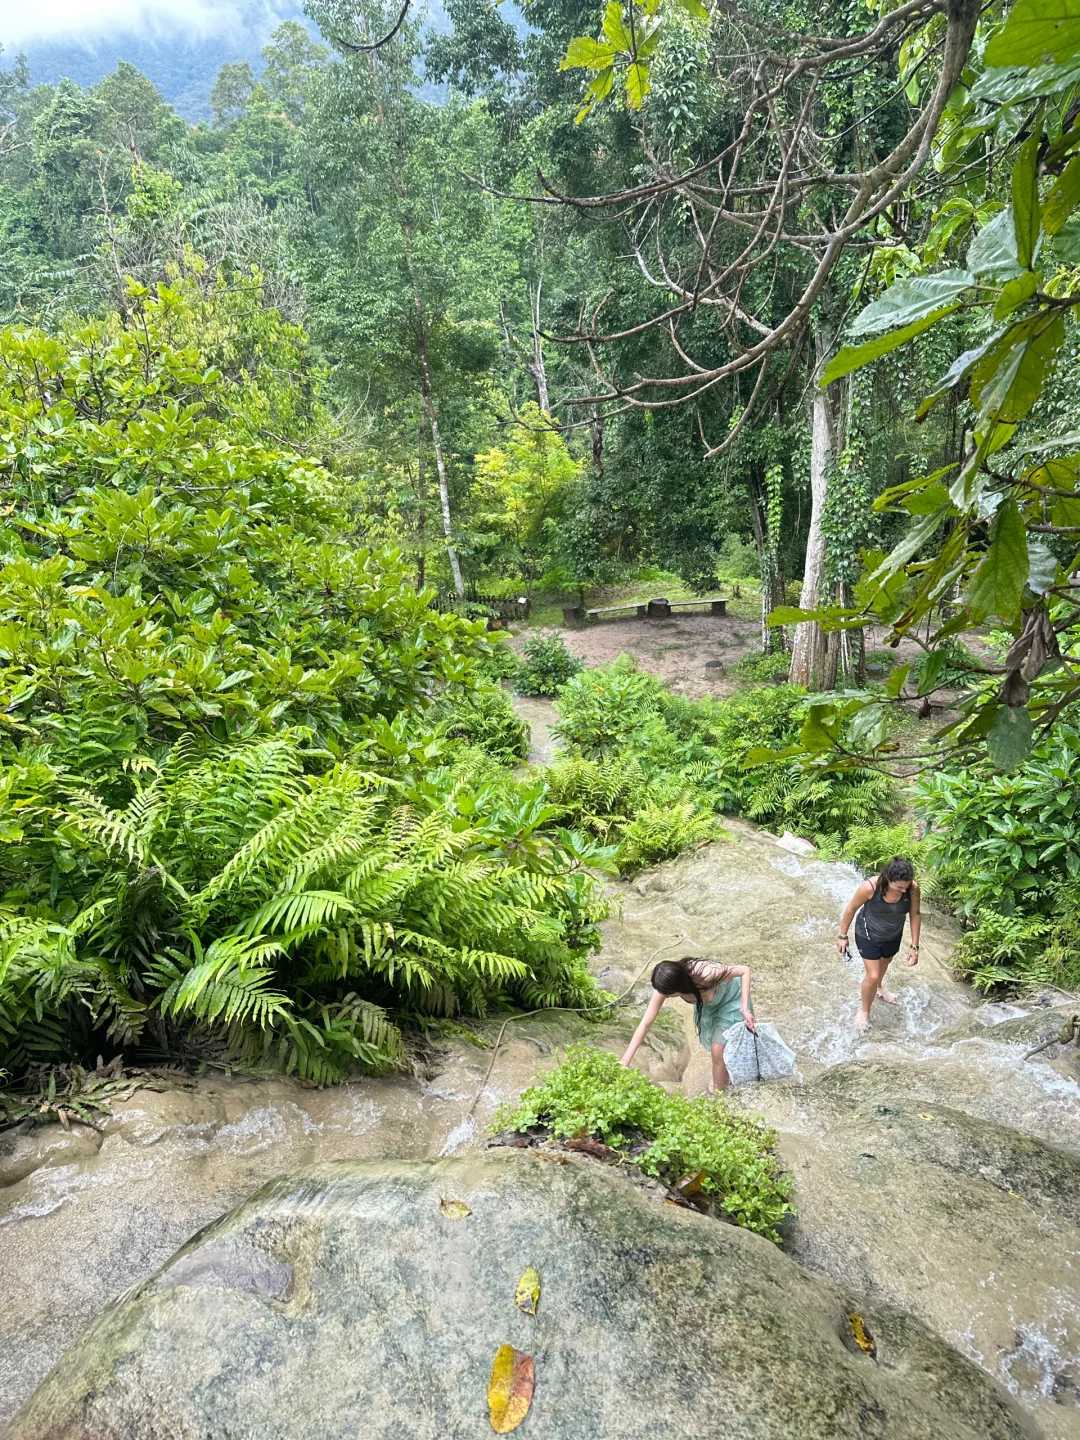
left=496, top=1046, right=793, bottom=1243
left=516, top=631, right=583, bottom=697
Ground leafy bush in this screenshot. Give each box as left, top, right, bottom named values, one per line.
left=543, top=753, right=719, bottom=873
left=730, top=651, right=790, bottom=686
left=816, top=821, right=926, bottom=877
left=911, top=638, right=985, bottom=693
left=714, top=533, right=760, bottom=581
left=0, top=284, right=609, bottom=1093
left=515, top=631, right=583, bottom=696
left=916, top=726, right=1080, bottom=990
left=433, top=682, right=528, bottom=764
left=496, top=1046, right=793, bottom=1243
left=475, top=635, right=521, bottom=683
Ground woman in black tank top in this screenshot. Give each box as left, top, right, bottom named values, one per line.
left=836, top=856, right=921, bottom=1032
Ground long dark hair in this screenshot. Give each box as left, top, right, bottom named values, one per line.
left=876, top=856, right=915, bottom=895
left=651, top=957, right=732, bottom=1007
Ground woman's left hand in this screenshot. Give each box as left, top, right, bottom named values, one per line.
left=906, top=946, right=920, bottom=967
left=742, top=1008, right=757, bottom=1032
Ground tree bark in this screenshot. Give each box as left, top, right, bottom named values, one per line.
left=789, top=332, right=842, bottom=688
left=528, top=276, right=551, bottom=415
left=414, top=321, right=464, bottom=598
left=748, top=479, right=785, bottom=654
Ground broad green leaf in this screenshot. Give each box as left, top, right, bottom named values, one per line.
left=984, top=0, right=1080, bottom=67
left=988, top=705, right=1034, bottom=771
left=673, top=0, right=710, bottom=16
left=973, top=313, right=1064, bottom=426
left=1055, top=214, right=1080, bottom=259
left=884, top=663, right=911, bottom=698
left=966, top=208, right=1023, bottom=278
left=766, top=604, right=861, bottom=628
left=1044, top=155, right=1080, bottom=233
left=626, top=61, right=651, bottom=108
left=916, top=339, right=1001, bottom=419
left=874, top=465, right=957, bottom=512
left=993, top=271, right=1039, bottom=321
left=848, top=271, right=974, bottom=337
left=1012, top=131, right=1042, bottom=268
left=560, top=36, right=617, bottom=69
left=916, top=647, right=951, bottom=694
left=868, top=506, right=949, bottom=586
left=439, top=1196, right=472, bottom=1219
left=822, top=307, right=959, bottom=386
left=1026, top=539, right=1059, bottom=594
left=967, top=499, right=1029, bottom=622
left=905, top=482, right=952, bottom=515
left=602, top=1, right=632, bottom=50
left=971, top=58, right=1080, bottom=104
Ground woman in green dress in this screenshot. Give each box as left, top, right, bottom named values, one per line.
left=620, top=957, right=755, bottom=1092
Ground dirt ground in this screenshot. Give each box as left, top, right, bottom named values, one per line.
left=511, top=608, right=996, bottom=705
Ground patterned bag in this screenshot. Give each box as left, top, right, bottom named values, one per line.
left=720, top=1021, right=797, bottom=1086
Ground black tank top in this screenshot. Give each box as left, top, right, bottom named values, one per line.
left=857, top=880, right=910, bottom=946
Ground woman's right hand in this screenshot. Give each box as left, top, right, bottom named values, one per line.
left=836, top=937, right=849, bottom=957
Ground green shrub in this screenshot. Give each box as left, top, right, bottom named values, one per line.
left=434, top=681, right=528, bottom=764
left=516, top=631, right=583, bottom=697
left=496, top=1046, right=793, bottom=1243
left=916, top=726, right=1080, bottom=990
left=475, top=635, right=521, bottom=684
left=816, top=821, right=925, bottom=876
left=542, top=753, right=719, bottom=873
left=731, top=651, right=790, bottom=686
left=715, top=533, right=760, bottom=581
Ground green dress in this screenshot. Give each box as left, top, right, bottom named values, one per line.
left=695, top=977, right=751, bottom=1050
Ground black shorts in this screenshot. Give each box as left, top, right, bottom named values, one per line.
left=855, top=918, right=900, bottom=961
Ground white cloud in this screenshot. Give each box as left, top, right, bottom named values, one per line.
left=1, top=0, right=291, bottom=48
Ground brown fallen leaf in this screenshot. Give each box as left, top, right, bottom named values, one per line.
left=488, top=1344, right=535, bottom=1434
left=438, top=1196, right=472, bottom=1220
left=514, top=1266, right=541, bottom=1317
left=563, top=1134, right=617, bottom=1160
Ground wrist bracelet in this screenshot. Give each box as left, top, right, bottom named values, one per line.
left=838, top=934, right=848, bottom=940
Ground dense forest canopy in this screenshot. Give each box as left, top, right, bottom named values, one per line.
left=2, top=0, right=1080, bottom=1097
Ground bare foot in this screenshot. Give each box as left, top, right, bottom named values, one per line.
left=878, top=987, right=898, bottom=1005
left=854, top=1010, right=871, bottom=1033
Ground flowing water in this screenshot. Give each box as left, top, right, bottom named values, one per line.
left=1, top=811, right=1077, bottom=1435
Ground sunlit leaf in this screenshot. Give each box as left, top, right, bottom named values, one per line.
left=1026, top=539, right=1059, bottom=594
left=971, top=57, right=1080, bottom=103
left=626, top=61, right=651, bottom=108
left=439, top=1196, right=472, bottom=1220
left=967, top=208, right=1023, bottom=278
left=602, top=1, right=632, bottom=49
left=488, top=1344, right=535, bottom=1434
left=560, top=36, right=617, bottom=70
left=992, top=271, right=1040, bottom=322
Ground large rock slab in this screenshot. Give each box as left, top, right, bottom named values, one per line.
left=731, top=1067, right=1080, bottom=1440
left=11, top=1151, right=1036, bottom=1440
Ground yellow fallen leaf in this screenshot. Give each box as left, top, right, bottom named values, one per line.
left=438, top=1196, right=471, bottom=1220
left=514, top=1266, right=541, bottom=1317
left=847, top=1312, right=877, bottom=1358
left=488, top=1343, right=534, bottom=1434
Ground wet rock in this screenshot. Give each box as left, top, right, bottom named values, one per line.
left=777, top=831, right=817, bottom=856
left=0, top=1123, right=102, bottom=1188
left=11, top=1151, right=1037, bottom=1440
left=730, top=1069, right=1080, bottom=1438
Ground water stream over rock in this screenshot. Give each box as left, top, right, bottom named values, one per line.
left=1, top=806, right=1077, bottom=1435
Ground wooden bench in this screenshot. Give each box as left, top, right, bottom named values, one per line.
left=562, top=595, right=727, bottom=626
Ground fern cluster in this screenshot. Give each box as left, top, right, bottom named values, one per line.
left=0, top=736, right=610, bottom=1087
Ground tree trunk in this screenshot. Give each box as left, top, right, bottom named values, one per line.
left=591, top=406, right=604, bottom=478
left=528, top=277, right=551, bottom=415
left=789, top=338, right=841, bottom=688
left=414, top=433, right=427, bottom=593
left=414, top=314, right=464, bottom=599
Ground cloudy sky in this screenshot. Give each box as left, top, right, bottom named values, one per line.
left=1, top=0, right=296, bottom=48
